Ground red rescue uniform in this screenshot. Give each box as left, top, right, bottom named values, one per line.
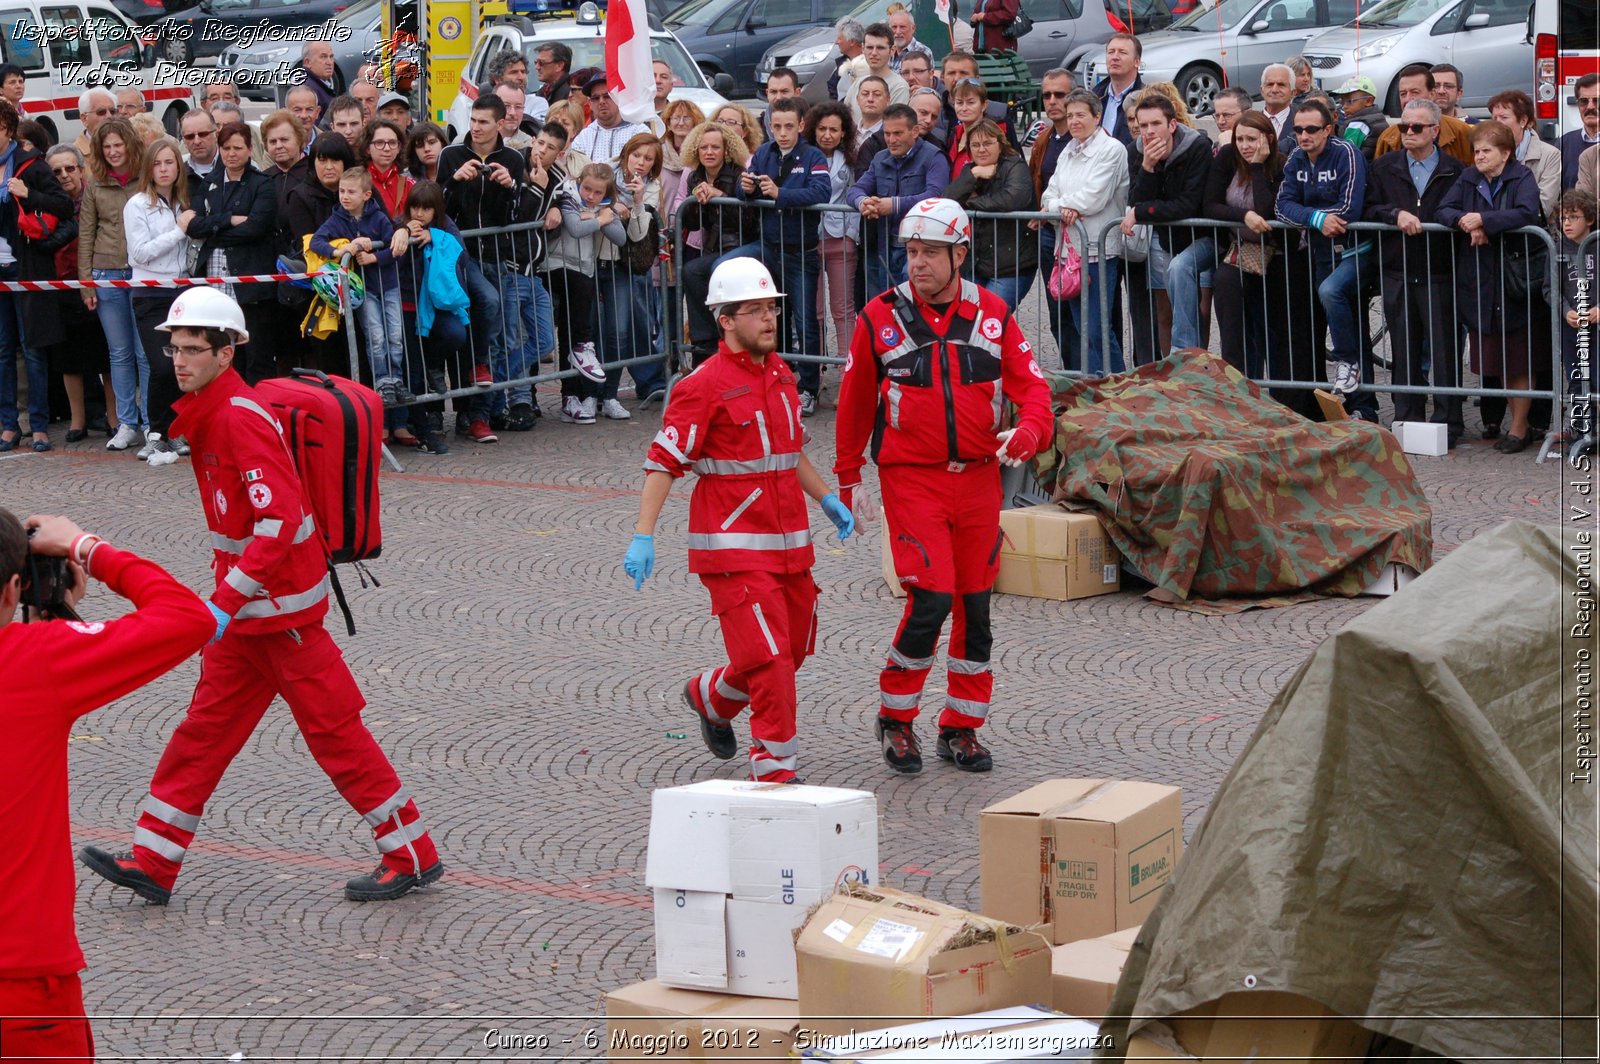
left=126, top=367, right=438, bottom=890
left=0, top=545, right=213, bottom=1062
left=645, top=341, right=820, bottom=782
left=835, top=278, right=1052, bottom=729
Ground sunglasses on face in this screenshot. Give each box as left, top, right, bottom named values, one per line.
left=1292, top=124, right=1326, bottom=135
left=89, top=107, right=111, bottom=116
left=50, top=164, right=78, bottom=175
left=1042, top=91, right=1068, bottom=100
left=1397, top=122, right=1435, bottom=134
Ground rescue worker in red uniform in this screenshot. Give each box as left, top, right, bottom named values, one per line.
left=834, top=198, right=1053, bottom=775
left=78, top=287, right=446, bottom=904
left=1, top=511, right=213, bottom=1063
left=624, top=258, right=855, bottom=784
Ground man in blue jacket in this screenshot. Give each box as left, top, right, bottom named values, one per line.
left=722, top=98, right=832, bottom=414
left=849, top=103, right=951, bottom=299
left=1276, top=99, right=1372, bottom=417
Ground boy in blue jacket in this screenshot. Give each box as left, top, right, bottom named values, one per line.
left=724, top=97, right=832, bottom=413
left=1276, top=99, right=1374, bottom=417
left=312, top=169, right=412, bottom=406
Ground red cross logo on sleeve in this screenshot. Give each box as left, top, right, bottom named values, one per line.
left=248, top=483, right=274, bottom=509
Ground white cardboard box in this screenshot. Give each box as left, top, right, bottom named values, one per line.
left=1360, top=561, right=1419, bottom=596
left=1391, top=421, right=1448, bottom=457
left=799, top=1006, right=1102, bottom=1061
left=647, top=781, right=878, bottom=998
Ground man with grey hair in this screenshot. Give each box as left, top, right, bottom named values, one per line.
left=829, top=18, right=866, bottom=100
left=294, top=39, right=345, bottom=124
left=1212, top=87, right=1250, bottom=145
left=115, top=87, right=145, bottom=119
left=485, top=48, right=530, bottom=92
left=887, top=9, right=932, bottom=74
left=1260, top=63, right=1295, bottom=142
left=351, top=78, right=379, bottom=123
left=1363, top=95, right=1463, bottom=442
left=286, top=84, right=321, bottom=153
left=202, top=81, right=240, bottom=111
left=73, top=88, right=114, bottom=154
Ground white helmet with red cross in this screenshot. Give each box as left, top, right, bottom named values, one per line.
left=157, top=285, right=250, bottom=345
left=705, top=256, right=785, bottom=310
left=898, top=198, right=971, bottom=246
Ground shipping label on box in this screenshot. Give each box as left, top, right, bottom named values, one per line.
left=995, top=504, right=1120, bottom=601
left=980, top=780, right=1183, bottom=945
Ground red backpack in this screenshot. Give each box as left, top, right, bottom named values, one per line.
left=254, top=369, right=383, bottom=632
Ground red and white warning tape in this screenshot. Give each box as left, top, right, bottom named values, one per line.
left=0, top=273, right=315, bottom=292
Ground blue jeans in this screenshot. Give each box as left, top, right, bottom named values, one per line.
left=1039, top=227, right=1082, bottom=372
left=0, top=263, right=47, bottom=434
left=1315, top=245, right=1379, bottom=419
left=980, top=273, right=1034, bottom=314
left=489, top=267, right=532, bottom=412
left=863, top=233, right=907, bottom=299
left=359, top=287, right=404, bottom=384
left=95, top=268, right=147, bottom=430
left=714, top=242, right=821, bottom=395
left=1072, top=258, right=1124, bottom=376
left=598, top=261, right=664, bottom=400
left=1167, top=237, right=1215, bottom=352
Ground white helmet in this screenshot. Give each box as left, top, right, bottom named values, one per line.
left=898, top=197, right=971, bottom=246
left=157, top=285, right=250, bottom=344
left=705, top=257, right=785, bottom=311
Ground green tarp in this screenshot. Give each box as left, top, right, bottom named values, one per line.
left=1096, top=522, right=1596, bottom=1061
left=1037, top=352, right=1432, bottom=607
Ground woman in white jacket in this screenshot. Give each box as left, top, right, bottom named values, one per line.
left=122, top=135, right=193, bottom=464
left=1040, top=89, right=1130, bottom=376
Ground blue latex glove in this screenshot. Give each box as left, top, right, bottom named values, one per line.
left=624, top=533, right=655, bottom=590
left=820, top=494, right=855, bottom=540
left=206, top=602, right=230, bottom=644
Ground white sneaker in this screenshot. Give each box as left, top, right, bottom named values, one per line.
left=572, top=342, right=606, bottom=383
left=577, top=397, right=598, bottom=423
left=136, top=432, right=161, bottom=461
left=600, top=398, right=632, bottom=421
left=798, top=391, right=818, bottom=418
left=107, top=424, right=139, bottom=451
left=559, top=396, right=584, bottom=423
left=1330, top=360, right=1360, bottom=395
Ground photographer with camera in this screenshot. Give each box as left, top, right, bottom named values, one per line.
left=0, top=509, right=213, bottom=1062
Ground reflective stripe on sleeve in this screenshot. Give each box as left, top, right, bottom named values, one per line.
left=233, top=574, right=331, bottom=619
left=224, top=567, right=266, bottom=598
left=253, top=518, right=284, bottom=538
left=652, top=430, right=687, bottom=463
left=230, top=396, right=282, bottom=432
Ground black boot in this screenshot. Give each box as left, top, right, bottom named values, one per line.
left=345, top=860, right=445, bottom=902
left=876, top=716, right=922, bottom=774
left=79, top=845, right=171, bottom=905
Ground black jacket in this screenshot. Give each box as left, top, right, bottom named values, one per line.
left=944, top=152, right=1038, bottom=279
left=1128, top=124, right=1212, bottom=257
left=679, top=164, right=757, bottom=254
left=1435, top=160, right=1544, bottom=333
left=439, top=136, right=528, bottom=264
left=1363, top=147, right=1465, bottom=279
left=1203, top=146, right=1288, bottom=255
left=268, top=156, right=310, bottom=256
left=0, top=148, right=75, bottom=345
left=285, top=176, right=338, bottom=252
left=188, top=163, right=278, bottom=302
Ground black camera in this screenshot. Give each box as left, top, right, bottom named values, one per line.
left=22, top=528, right=79, bottom=623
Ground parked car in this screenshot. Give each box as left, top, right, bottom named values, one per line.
left=0, top=0, right=194, bottom=143
left=219, top=0, right=386, bottom=102
left=1301, top=0, right=1533, bottom=113
left=443, top=7, right=730, bottom=142
left=144, top=0, right=353, bottom=66
left=1077, top=0, right=1364, bottom=115
left=108, top=0, right=168, bottom=24
left=666, top=0, right=862, bottom=98
left=757, top=0, right=1171, bottom=104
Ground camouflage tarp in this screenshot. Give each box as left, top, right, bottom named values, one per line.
left=1037, top=352, right=1432, bottom=607
left=1095, top=522, right=1595, bottom=1062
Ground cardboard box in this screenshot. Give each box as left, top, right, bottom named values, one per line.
left=995, top=504, right=1120, bottom=601
left=1390, top=420, right=1449, bottom=457
left=799, top=1005, right=1101, bottom=1061
left=604, top=979, right=803, bottom=1063
left=646, top=781, right=878, bottom=998
left=794, top=885, right=1053, bottom=1036
left=1166, top=992, right=1374, bottom=1064
left=1360, top=561, right=1419, bottom=597
left=1050, top=925, right=1140, bottom=1020
left=1125, top=1025, right=1196, bottom=1060
left=979, top=780, right=1182, bottom=945
left=1313, top=389, right=1347, bottom=421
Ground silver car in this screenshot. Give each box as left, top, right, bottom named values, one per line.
left=1300, top=0, right=1533, bottom=112
left=1078, top=0, right=1365, bottom=115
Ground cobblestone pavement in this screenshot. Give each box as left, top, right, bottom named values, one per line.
left=0, top=378, right=1570, bottom=1061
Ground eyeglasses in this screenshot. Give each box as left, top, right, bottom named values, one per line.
left=670, top=113, right=694, bottom=123
left=183, top=130, right=214, bottom=140
left=162, top=344, right=213, bottom=359
left=1396, top=122, right=1436, bottom=134
left=89, top=107, right=112, bottom=116
left=369, top=138, right=399, bottom=147
left=732, top=305, right=778, bottom=320
left=717, top=115, right=742, bottom=126
left=588, top=91, right=612, bottom=102
left=1041, top=91, right=1068, bottom=100
left=534, top=57, right=558, bottom=67
left=1292, top=124, right=1327, bottom=135
left=50, top=164, right=78, bottom=175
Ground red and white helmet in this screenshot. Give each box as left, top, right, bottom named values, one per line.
left=897, top=197, right=971, bottom=246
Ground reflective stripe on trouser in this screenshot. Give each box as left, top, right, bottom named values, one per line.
left=699, top=570, right=819, bottom=782
left=688, top=665, right=750, bottom=726
left=132, top=623, right=438, bottom=888
left=879, top=463, right=1003, bottom=728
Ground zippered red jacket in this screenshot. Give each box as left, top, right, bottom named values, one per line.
left=644, top=341, right=816, bottom=575
left=170, top=368, right=331, bottom=633
left=834, top=278, right=1053, bottom=485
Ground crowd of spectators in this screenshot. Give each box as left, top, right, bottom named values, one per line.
left=1, top=26, right=1596, bottom=460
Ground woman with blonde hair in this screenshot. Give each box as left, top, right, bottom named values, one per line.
left=676, top=121, right=757, bottom=362
left=659, top=98, right=705, bottom=215
left=546, top=99, right=592, bottom=170
left=123, top=135, right=192, bottom=461
left=80, top=117, right=149, bottom=453
left=1126, top=82, right=1196, bottom=128
left=664, top=115, right=749, bottom=237
left=712, top=102, right=764, bottom=156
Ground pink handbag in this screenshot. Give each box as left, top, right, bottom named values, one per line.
left=1048, top=231, right=1082, bottom=300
